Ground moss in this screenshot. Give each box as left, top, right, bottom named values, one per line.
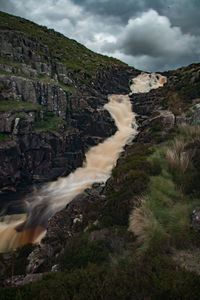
left=33, top=116, right=64, bottom=133
left=0, top=100, right=41, bottom=112
left=150, top=119, right=164, bottom=132
left=0, top=133, right=9, bottom=142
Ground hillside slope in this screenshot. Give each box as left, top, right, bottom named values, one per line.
left=0, top=11, right=139, bottom=191
left=1, top=11, right=200, bottom=299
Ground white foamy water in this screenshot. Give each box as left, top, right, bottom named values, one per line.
left=130, top=72, right=167, bottom=94
left=0, top=72, right=166, bottom=252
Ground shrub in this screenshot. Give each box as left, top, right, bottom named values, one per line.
left=59, top=235, right=108, bottom=270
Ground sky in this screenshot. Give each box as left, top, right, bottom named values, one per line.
left=0, top=0, right=200, bottom=72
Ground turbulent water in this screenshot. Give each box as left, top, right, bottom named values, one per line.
left=130, top=72, right=167, bottom=93
left=0, top=72, right=166, bottom=252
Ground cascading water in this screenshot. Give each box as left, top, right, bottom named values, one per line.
left=0, top=72, right=166, bottom=252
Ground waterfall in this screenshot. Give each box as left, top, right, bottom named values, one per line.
left=0, top=72, right=166, bottom=252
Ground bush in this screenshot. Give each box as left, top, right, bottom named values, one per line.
left=59, top=235, right=108, bottom=270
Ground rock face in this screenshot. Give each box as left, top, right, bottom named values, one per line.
left=0, top=13, right=139, bottom=191
left=191, top=207, right=200, bottom=233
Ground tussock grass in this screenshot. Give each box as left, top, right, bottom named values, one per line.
left=179, top=123, right=200, bottom=143
left=129, top=126, right=200, bottom=254
left=166, top=139, right=194, bottom=174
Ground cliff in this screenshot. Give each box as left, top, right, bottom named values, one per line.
left=0, top=11, right=140, bottom=191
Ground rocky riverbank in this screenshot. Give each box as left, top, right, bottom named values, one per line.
left=0, top=11, right=139, bottom=191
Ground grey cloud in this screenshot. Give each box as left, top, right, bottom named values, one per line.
left=72, top=0, right=143, bottom=23
left=116, top=10, right=198, bottom=57
left=101, top=10, right=200, bottom=72
left=0, top=0, right=200, bottom=72
left=72, top=0, right=200, bottom=35
left=0, top=0, right=16, bottom=13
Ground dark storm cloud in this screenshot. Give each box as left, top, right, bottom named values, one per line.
left=0, top=0, right=200, bottom=71
left=72, top=0, right=200, bottom=34
left=102, top=9, right=200, bottom=71
left=72, top=0, right=143, bottom=23
left=116, top=10, right=198, bottom=57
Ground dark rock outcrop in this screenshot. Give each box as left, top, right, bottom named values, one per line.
left=0, top=19, right=139, bottom=191
left=191, top=207, right=200, bottom=233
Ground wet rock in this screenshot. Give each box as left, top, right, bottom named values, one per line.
left=4, top=273, right=43, bottom=287
left=0, top=261, right=5, bottom=281
left=1, top=186, right=16, bottom=193
left=0, top=28, right=140, bottom=192
left=27, top=189, right=104, bottom=273
left=27, top=245, right=54, bottom=273
left=56, top=63, right=73, bottom=85
left=176, top=114, right=187, bottom=125
left=150, top=110, right=175, bottom=131
left=0, top=30, right=50, bottom=64
left=51, top=264, right=59, bottom=272
left=191, top=207, right=200, bottom=233
left=0, top=74, right=68, bottom=118
left=192, top=103, right=200, bottom=125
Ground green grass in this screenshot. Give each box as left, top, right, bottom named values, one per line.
left=0, top=11, right=126, bottom=81
left=163, top=64, right=200, bottom=115
left=0, top=57, right=22, bottom=68
left=99, top=144, right=153, bottom=228
left=129, top=125, right=200, bottom=254
left=1, top=125, right=200, bottom=298
left=0, top=100, right=41, bottom=112
left=0, top=133, right=9, bottom=142
left=33, top=116, right=64, bottom=133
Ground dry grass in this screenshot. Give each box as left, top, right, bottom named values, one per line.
left=179, top=124, right=200, bottom=143
left=129, top=197, right=150, bottom=244
left=166, top=139, right=194, bottom=173
left=172, top=248, right=200, bottom=275
left=129, top=196, right=169, bottom=254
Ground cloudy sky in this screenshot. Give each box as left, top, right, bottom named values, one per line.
left=1, top=0, right=200, bottom=72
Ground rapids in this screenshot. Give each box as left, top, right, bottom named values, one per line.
left=0, top=72, right=166, bottom=252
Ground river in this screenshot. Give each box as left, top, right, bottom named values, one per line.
left=0, top=72, right=166, bottom=252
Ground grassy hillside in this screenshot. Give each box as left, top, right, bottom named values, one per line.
left=163, top=63, right=200, bottom=115
left=1, top=124, right=200, bottom=299
left=0, top=11, right=126, bottom=79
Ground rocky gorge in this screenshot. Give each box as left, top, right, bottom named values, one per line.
left=0, top=11, right=140, bottom=193
left=1, top=10, right=200, bottom=299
